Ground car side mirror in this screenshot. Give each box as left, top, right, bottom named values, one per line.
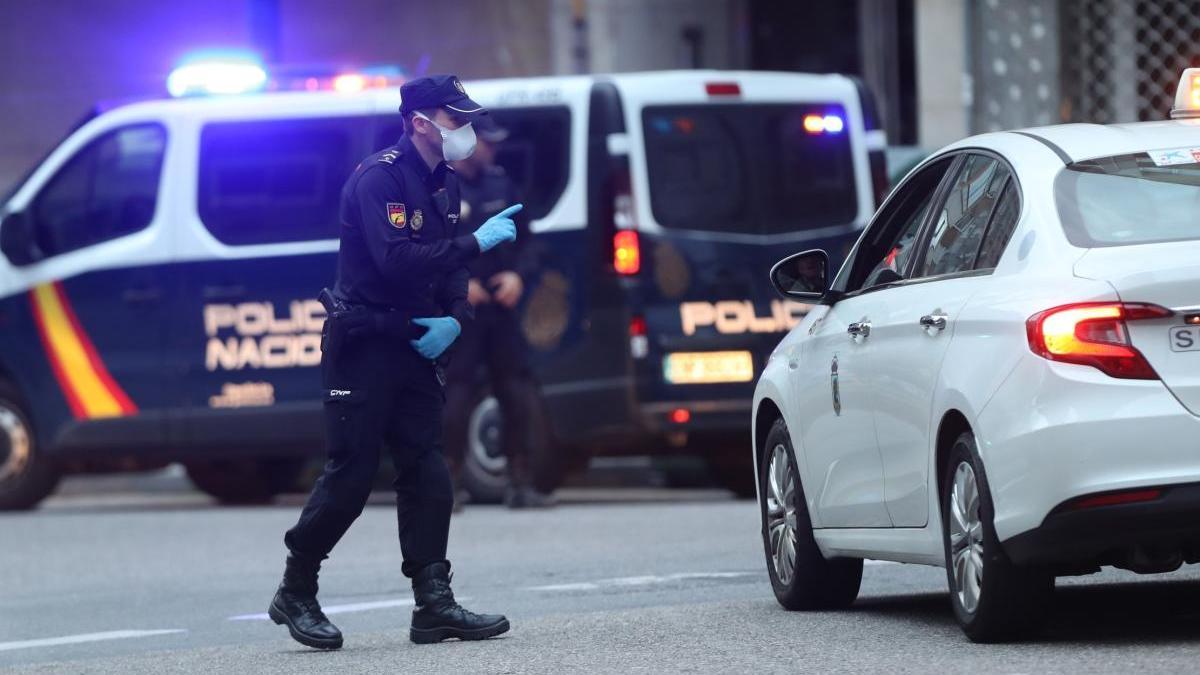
left=770, top=249, right=829, bottom=301
left=0, top=211, right=43, bottom=266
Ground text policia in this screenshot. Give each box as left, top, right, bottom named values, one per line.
left=204, top=299, right=325, bottom=371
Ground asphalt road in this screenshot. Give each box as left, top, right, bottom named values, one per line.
left=5, top=474, right=1200, bottom=673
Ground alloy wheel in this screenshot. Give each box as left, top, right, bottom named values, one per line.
left=766, top=443, right=798, bottom=585
left=948, top=461, right=984, bottom=614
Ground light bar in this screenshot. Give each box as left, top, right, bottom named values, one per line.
left=803, top=114, right=845, bottom=135
left=1170, top=68, right=1200, bottom=119
left=167, top=54, right=267, bottom=98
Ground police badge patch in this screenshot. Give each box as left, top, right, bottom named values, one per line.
left=453, top=78, right=465, bottom=94
left=387, top=203, right=406, bottom=228
left=412, top=209, right=424, bottom=231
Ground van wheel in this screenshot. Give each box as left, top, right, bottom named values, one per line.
left=185, top=458, right=305, bottom=505
left=461, top=395, right=507, bottom=504
left=761, top=418, right=861, bottom=610
left=0, top=381, right=61, bottom=511
left=941, top=432, right=1053, bottom=642
left=706, top=440, right=757, bottom=499
left=460, top=391, right=567, bottom=504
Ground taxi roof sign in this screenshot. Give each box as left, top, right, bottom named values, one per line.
left=1170, top=68, right=1200, bottom=119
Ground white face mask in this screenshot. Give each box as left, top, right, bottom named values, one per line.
left=414, top=112, right=476, bottom=162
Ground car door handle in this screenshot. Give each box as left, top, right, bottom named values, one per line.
left=122, top=287, right=162, bottom=304
left=920, top=314, right=948, bottom=331
left=202, top=284, right=246, bottom=300
left=847, top=321, right=871, bottom=339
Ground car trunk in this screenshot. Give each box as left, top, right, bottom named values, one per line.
left=1075, top=241, right=1200, bottom=415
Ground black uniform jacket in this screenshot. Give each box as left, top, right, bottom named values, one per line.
left=458, top=165, right=538, bottom=287
left=333, top=136, right=479, bottom=326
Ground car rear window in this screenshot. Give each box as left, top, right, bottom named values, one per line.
left=1055, top=150, right=1200, bottom=247
left=642, top=104, right=858, bottom=235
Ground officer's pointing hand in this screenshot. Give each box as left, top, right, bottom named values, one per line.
left=473, top=203, right=522, bottom=252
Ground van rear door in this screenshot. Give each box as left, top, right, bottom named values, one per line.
left=610, top=72, right=875, bottom=420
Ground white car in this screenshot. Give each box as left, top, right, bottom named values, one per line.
left=752, top=69, right=1200, bottom=642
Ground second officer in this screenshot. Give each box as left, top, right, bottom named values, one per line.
left=267, top=75, right=521, bottom=649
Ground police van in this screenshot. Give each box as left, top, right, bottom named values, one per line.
left=0, top=66, right=885, bottom=509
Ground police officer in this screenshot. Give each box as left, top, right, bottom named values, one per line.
left=268, top=75, right=519, bottom=649
left=445, top=117, right=552, bottom=508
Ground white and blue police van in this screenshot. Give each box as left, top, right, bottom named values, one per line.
left=0, top=62, right=886, bottom=509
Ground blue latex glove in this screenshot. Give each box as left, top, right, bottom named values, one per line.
left=473, top=203, right=522, bottom=252
left=410, top=317, right=461, bottom=360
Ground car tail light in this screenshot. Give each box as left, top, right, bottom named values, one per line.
left=613, top=230, right=640, bottom=275
left=1026, top=302, right=1173, bottom=379
left=670, top=408, right=691, bottom=424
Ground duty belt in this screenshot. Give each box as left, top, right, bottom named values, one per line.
left=318, top=288, right=423, bottom=353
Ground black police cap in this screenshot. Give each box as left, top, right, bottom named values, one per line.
left=399, top=74, right=486, bottom=120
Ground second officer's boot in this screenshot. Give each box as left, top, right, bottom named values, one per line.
left=410, top=562, right=510, bottom=644
left=268, top=554, right=344, bottom=650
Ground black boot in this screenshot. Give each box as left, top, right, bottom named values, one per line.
left=268, top=554, right=343, bottom=650
left=410, top=562, right=509, bottom=644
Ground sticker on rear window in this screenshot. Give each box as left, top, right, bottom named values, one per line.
left=1147, top=147, right=1200, bottom=166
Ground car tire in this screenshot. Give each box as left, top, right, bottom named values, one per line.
left=0, top=380, right=61, bottom=511
left=761, top=418, right=862, bottom=610
left=185, top=458, right=306, bottom=505
left=941, top=431, right=1053, bottom=642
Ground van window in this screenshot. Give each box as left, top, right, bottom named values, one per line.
left=642, top=105, right=857, bottom=235
left=374, top=106, right=571, bottom=221
left=31, top=124, right=166, bottom=257
left=198, top=117, right=371, bottom=245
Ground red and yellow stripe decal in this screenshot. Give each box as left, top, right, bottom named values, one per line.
left=29, top=282, right=137, bottom=419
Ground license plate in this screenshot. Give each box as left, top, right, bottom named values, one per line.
left=1170, top=326, right=1200, bottom=352
left=663, top=351, right=754, bottom=384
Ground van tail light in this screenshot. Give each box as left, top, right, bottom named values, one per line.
left=1026, top=302, right=1173, bottom=380
left=705, top=82, right=740, bottom=97
left=629, top=315, right=648, bottom=359
left=613, top=230, right=640, bottom=275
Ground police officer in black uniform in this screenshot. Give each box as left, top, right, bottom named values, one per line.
left=268, top=75, right=521, bottom=649
left=445, top=118, right=551, bottom=508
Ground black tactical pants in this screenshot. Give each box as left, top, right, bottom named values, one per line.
left=285, top=332, right=452, bottom=578
left=443, top=304, right=538, bottom=483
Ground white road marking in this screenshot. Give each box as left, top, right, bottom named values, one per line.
left=0, top=629, right=186, bottom=653
left=228, top=597, right=416, bottom=621
left=527, top=572, right=755, bottom=592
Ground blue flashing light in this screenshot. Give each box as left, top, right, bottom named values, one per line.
left=168, top=51, right=267, bottom=97
left=822, top=115, right=845, bottom=133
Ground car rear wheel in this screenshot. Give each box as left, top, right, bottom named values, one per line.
left=0, top=381, right=61, bottom=511
left=185, top=458, right=306, bottom=505
left=761, top=418, right=862, bottom=610
left=941, top=431, right=1053, bottom=642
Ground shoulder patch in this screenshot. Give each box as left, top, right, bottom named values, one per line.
left=387, top=203, right=406, bottom=228
left=378, top=150, right=400, bottom=165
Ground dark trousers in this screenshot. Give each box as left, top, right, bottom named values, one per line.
left=443, top=304, right=538, bottom=484
left=285, top=333, right=453, bottom=578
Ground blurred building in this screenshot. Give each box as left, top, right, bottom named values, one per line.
left=3, top=0, right=1198, bottom=191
